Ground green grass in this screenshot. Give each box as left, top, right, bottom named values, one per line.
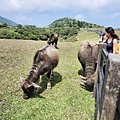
left=0, top=39, right=95, bottom=120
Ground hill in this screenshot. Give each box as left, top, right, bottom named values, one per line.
left=49, top=17, right=104, bottom=28
left=0, top=16, right=17, bottom=27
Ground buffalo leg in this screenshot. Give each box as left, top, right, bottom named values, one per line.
left=46, top=70, right=53, bottom=90
left=54, top=41, right=58, bottom=49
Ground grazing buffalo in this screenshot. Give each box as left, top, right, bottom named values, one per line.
left=47, top=34, right=59, bottom=48
left=20, top=45, right=59, bottom=99
left=78, top=42, right=98, bottom=86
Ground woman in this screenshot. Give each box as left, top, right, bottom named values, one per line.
left=103, top=27, right=118, bottom=54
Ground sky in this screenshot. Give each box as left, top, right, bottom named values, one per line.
left=0, top=0, right=120, bottom=28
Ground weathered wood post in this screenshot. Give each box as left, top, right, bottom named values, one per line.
left=100, top=54, right=120, bottom=120
left=93, top=43, right=107, bottom=120
left=93, top=43, right=106, bottom=97
left=94, top=47, right=120, bottom=120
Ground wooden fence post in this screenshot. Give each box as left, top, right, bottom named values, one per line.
left=100, top=54, right=120, bottom=120
left=93, top=43, right=106, bottom=98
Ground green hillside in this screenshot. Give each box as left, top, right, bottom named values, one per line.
left=0, top=17, right=105, bottom=41
left=49, top=17, right=103, bottom=28
left=1, top=16, right=120, bottom=42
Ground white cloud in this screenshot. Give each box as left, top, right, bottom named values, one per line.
left=110, top=12, right=120, bottom=19
left=1, top=0, right=120, bottom=28
left=0, top=0, right=68, bottom=13
left=75, top=14, right=86, bottom=21
left=15, top=15, right=32, bottom=21
left=0, top=0, right=120, bottom=13
left=1, top=0, right=21, bottom=11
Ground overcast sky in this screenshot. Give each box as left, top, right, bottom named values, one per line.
left=0, top=0, right=120, bottom=28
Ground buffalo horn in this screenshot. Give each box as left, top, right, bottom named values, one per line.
left=80, top=75, right=87, bottom=80
left=20, top=77, right=25, bottom=83
left=32, top=82, right=42, bottom=88
left=81, top=79, right=87, bottom=83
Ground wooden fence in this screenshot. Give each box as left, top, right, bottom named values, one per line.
left=94, top=43, right=120, bottom=120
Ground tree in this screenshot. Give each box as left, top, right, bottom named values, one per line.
left=16, top=24, right=23, bottom=29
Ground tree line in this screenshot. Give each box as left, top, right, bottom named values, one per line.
left=0, top=18, right=103, bottom=41
left=0, top=24, right=80, bottom=41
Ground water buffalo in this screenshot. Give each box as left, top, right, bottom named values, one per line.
left=47, top=34, right=59, bottom=48
left=20, top=45, right=59, bottom=99
left=78, top=42, right=98, bottom=87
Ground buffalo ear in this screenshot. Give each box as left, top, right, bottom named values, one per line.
left=20, top=77, right=25, bottom=83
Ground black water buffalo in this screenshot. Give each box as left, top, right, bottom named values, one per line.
left=78, top=41, right=98, bottom=86
left=47, top=34, right=59, bottom=48
left=20, top=45, right=59, bottom=99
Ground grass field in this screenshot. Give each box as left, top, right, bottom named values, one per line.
left=0, top=39, right=95, bottom=120
left=2, top=28, right=120, bottom=120
left=1, top=28, right=120, bottom=120
left=0, top=34, right=97, bottom=120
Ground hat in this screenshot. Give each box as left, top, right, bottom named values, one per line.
left=100, top=31, right=105, bottom=36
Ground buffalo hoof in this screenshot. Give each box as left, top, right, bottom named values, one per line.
left=47, top=83, right=51, bottom=90
left=55, top=46, right=59, bottom=49
left=23, top=95, right=29, bottom=99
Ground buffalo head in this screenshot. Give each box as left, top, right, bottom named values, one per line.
left=20, top=77, right=41, bottom=99
left=78, top=42, right=98, bottom=87
left=80, top=73, right=96, bottom=86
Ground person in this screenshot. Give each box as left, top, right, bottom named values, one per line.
left=102, top=27, right=119, bottom=54
left=97, top=32, right=106, bottom=43
left=115, top=39, right=120, bottom=54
